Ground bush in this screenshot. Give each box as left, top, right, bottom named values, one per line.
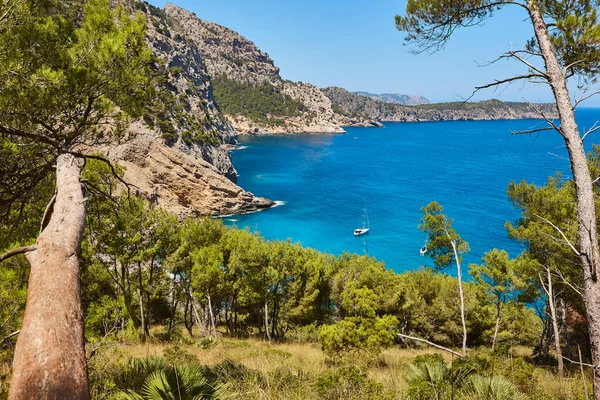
left=319, top=315, right=398, bottom=361
left=163, top=344, right=199, bottom=366
left=116, top=363, right=234, bottom=400
left=316, top=365, right=393, bottom=400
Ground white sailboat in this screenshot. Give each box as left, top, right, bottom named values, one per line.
left=353, top=205, right=370, bottom=236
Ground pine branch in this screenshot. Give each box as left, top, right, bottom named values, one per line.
left=0, top=245, right=36, bottom=263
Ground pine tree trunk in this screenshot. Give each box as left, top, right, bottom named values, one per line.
left=207, top=292, right=217, bottom=337
left=546, top=269, right=565, bottom=378
left=138, top=263, right=146, bottom=342
left=527, top=3, right=600, bottom=396
left=451, top=239, right=467, bottom=356
left=492, top=296, right=505, bottom=352
left=189, top=291, right=204, bottom=336
left=264, top=290, right=271, bottom=342
left=9, top=154, right=89, bottom=400
left=138, top=288, right=146, bottom=342
left=492, top=314, right=501, bottom=352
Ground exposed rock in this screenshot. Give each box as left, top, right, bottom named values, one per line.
left=100, top=123, right=273, bottom=216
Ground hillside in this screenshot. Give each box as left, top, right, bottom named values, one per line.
left=164, top=3, right=344, bottom=134
left=355, top=91, right=430, bottom=106
left=324, top=87, right=557, bottom=123
left=96, top=2, right=273, bottom=216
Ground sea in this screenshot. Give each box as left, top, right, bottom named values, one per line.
left=223, top=108, right=600, bottom=274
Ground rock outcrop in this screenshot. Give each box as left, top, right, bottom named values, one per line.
left=101, top=123, right=272, bottom=216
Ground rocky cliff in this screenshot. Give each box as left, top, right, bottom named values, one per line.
left=163, top=3, right=344, bottom=134
left=99, top=1, right=273, bottom=216
left=324, top=87, right=557, bottom=123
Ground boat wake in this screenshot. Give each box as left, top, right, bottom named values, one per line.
left=272, top=200, right=286, bottom=208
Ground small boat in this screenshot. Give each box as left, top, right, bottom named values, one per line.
left=353, top=204, right=370, bottom=236
left=419, top=244, right=427, bottom=256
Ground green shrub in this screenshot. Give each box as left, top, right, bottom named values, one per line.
left=461, top=374, right=529, bottom=400
left=163, top=344, right=199, bottom=366
left=319, top=314, right=398, bottom=361
left=116, top=364, right=234, bottom=400
left=111, top=357, right=166, bottom=393
left=316, top=365, right=393, bottom=400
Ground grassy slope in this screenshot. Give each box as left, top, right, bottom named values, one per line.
left=81, top=331, right=590, bottom=400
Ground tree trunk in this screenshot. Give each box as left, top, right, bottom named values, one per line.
left=546, top=269, right=565, bottom=378
left=264, top=290, right=271, bottom=342
left=451, top=239, right=467, bottom=356
left=492, top=311, right=501, bottom=352
left=9, top=154, right=90, bottom=400
left=188, top=291, right=204, bottom=336
left=138, top=288, right=146, bottom=342
left=559, top=296, right=571, bottom=362
left=183, top=295, right=193, bottom=337
left=528, top=3, right=600, bottom=395
left=207, top=292, right=217, bottom=337
left=138, top=262, right=146, bottom=342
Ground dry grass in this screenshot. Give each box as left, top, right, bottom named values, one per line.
left=101, top=335, right=464, bottom=399
left=3, top=333, right=592, bottom=400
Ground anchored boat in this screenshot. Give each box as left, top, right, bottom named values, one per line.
left=353, top=204, right=370, bottom=236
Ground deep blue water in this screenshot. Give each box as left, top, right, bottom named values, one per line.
left=224, top=109, right=600, bottom=273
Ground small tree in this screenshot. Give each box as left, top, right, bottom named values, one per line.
left=419, top=201, right=470, bottom=356
left=469, top=249, right=518, bottom=351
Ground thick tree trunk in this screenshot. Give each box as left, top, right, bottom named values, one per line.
left=451, top=239, right=467, bottom=356
left=9, top=154, right=89, bottom=400
left=528, top=3, right=600, bottom=396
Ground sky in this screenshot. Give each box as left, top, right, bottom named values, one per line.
left=146, top=0, right=600, bottom=106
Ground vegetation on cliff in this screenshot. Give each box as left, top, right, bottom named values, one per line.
left=212, top=75, right=306, bottom=126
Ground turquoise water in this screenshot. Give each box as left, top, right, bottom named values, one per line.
left=224, top=109, right=600, bottom=273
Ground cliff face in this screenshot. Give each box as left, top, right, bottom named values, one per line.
left=324, top=87, right=557, bottom=123
left=99, top=2, right=273, bottom=216
left=163, top=3, right=344, bottom=134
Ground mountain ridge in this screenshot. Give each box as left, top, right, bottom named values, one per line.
left=354, top=91, right=430, bottom=106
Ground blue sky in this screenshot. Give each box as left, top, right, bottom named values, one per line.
left=147, top=0, right=600, bottom=106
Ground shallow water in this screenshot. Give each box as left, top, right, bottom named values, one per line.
left=225, top=109, right=600, bottom=273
